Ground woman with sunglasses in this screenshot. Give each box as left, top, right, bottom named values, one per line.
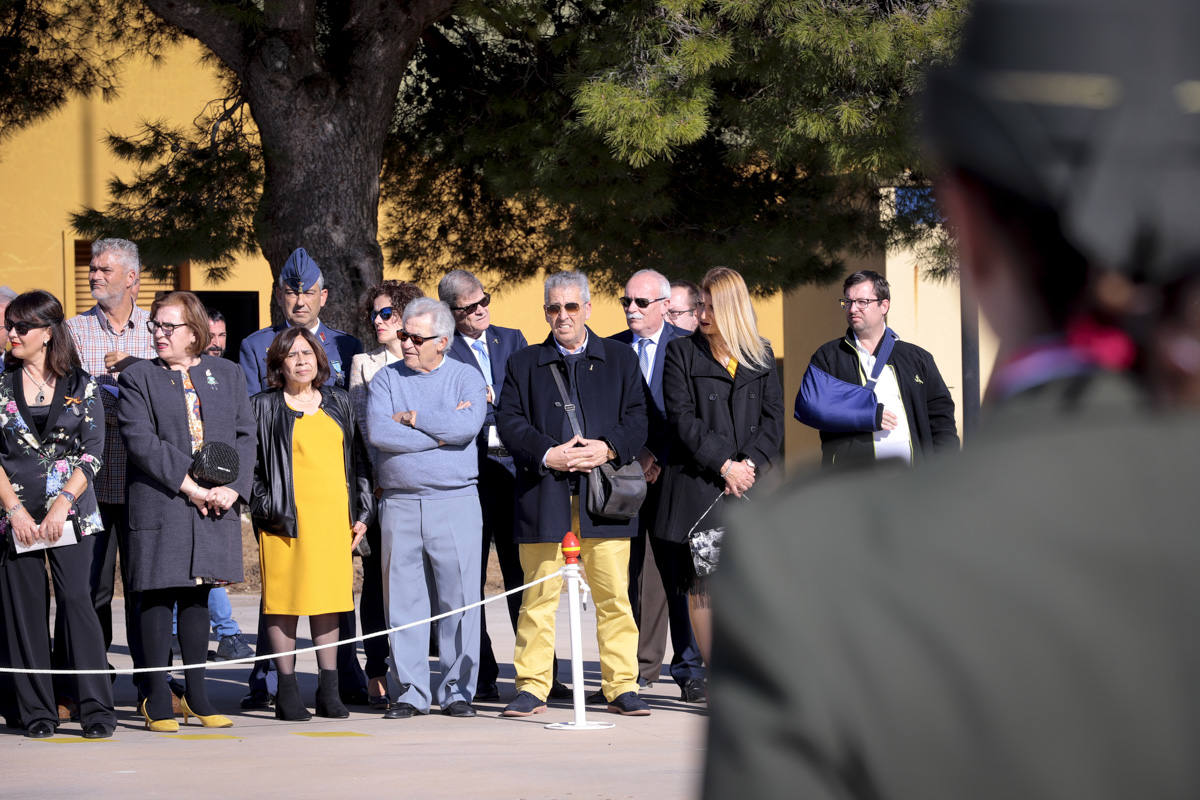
left=347, top=280, right=424, bottom=708
left=0, top=290, right=115, bottom=739
left=252, top=326, right=374, bottom=721
left=655, top=267, right=784, bottom=663
left=117, top=291, right=256, bottom=731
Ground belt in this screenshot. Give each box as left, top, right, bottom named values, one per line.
left=487, top=445, right=510, bottom=459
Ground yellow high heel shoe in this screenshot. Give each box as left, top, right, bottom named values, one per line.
left=180, top=697, right=233, bottom=729
left=139, top=698, right=179, bottom=733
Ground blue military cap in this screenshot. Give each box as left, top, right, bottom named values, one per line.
left=279, top=247, right=322, bottom=292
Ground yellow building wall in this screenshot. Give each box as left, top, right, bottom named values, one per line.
left=0, top=43, right=273, bottom=324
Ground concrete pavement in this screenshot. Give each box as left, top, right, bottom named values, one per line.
left=1, top=592, right=707, bottom=799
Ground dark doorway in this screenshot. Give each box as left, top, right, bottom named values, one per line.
left=193, top=291, right=260, bottom=363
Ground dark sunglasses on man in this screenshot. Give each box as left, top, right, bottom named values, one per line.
left=398, top=329, right=437, bottom=346
left=450, top=293, right=491, bottom=315
left=544, top=302, right=583, bottom=315
left=619, top=296, right=667, bottom=309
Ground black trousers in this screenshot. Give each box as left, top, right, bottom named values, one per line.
left=52, top=502, right=145, bottom=697
left=359, top=519, right=390, bottom=680
left=1, top=538, right=115, bottom=728
left=477, top=454, right=525, bottom=688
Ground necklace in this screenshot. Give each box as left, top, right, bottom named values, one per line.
left=22, top=366, right=54, bottom=405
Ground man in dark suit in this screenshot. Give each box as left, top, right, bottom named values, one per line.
left=609, top=269, right=705, bottom=702
left=237, top=247, right=367, bottom=709
left=496, top=271, right=651, bottom=717
left=705, top=0, right=1200, bottom=797
left=439, top=269, right=528, bottom=700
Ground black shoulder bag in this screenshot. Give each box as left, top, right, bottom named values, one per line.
left=549, top=363, right=647, bottom=521
left=190, top=441, right=239, bottom=486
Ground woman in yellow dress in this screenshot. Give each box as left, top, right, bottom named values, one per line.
left=249, top=327, right=374, bottom=721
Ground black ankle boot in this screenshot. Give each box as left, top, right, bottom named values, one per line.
left=274, top=673, right=312, bottom=721
left=315, top=669, right=349, bottom=719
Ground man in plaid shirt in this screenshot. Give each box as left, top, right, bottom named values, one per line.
left=64, top=238, right=155, bottom=686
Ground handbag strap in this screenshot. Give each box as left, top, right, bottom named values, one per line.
left=549, top=362, right=585, bottom=439
left=686, top=491, right=731, bottom=539
left=864, top=327, right=897, bottom=390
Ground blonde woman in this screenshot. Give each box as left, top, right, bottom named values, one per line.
left=654, top=267, right=784, bottom=662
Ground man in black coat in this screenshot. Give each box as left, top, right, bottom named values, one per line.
left=609, top=268, right=705, bottom=701
left=496, top=271, right=651, bottom=717
left=705, top=0, right=1200, bottom=797
left=796, top=269, right=959, bottom=468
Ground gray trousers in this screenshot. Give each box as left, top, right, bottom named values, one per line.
left=380, top=491, right=482, bottom=711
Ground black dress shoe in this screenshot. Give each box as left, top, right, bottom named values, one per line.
left=680, top=678, right=707, bottom=703
left=441, top=701, right=476, bottom=718
left=586, top=690, right=606, bottom=705
left=82, top=722, right=114, bottom=739
left=548, top=680, right=572, bottom=700
left=240, top=690, right=274, bottom=710
left=474, top=682, right=500, bottom=701
left=383, top=702, right=420, bottom=719
left=340, top=689, right=370, bottom=706
left=25, top=720, right=55, bottom=738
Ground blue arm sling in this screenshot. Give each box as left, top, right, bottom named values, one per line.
left=793, top=329, right=897, bottom=433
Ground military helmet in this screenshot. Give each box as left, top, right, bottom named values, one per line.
left=923, top=0, right=1200, bottom=285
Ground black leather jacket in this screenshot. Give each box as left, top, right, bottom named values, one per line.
left=249, top=385, right=375, bottom=538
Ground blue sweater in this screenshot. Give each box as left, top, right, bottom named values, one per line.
left=366, top=357, right=487, bottom=496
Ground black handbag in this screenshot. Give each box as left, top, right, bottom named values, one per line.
left=549, top=363, right=647, bottom=521
left=190, top=441, right=239, bottom=486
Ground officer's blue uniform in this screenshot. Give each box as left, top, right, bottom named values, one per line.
left=238, top=321, right=362, bottom=394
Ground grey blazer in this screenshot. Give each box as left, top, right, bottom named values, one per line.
left=117, top=356, right=257, bottom=591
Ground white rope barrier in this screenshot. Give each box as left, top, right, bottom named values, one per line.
left=0, top=567, right=585, bottom=676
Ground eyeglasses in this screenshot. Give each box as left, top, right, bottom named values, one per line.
left=619, top=296, right=666, bottom=309
left=2, top=321, right=45, bottom=336
left=146, top=320, right=186, bottom=336
left=370, top=307, right=397, bottom=322
left=839, top=298, right=883, bottom=311
left=398, top=330, right=438, bottom=346
left=450, top=293, right=491, bottom=315
left=665, top=307, right=695, bottom=321
left=544, top=302, right=582, bottom=315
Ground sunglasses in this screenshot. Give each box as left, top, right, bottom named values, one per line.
left=450, top=293, right=491, bottom=315
left=2, top=321, right=45, bottom=336
left=398, top=330, right=438, bottom=346
left=544, top=302, right=582, bottom=315
left=619, top=296, right=666, bottom=309
left=146, top=320, right=186, bottom=336
left=370, top=307, right=397, bottom=322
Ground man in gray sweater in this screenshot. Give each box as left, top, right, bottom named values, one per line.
left=367, top=297, right=487, bottom=719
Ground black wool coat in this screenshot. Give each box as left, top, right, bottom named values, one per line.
left=496, top=329, right=648, bottom=543
left=655, top=332, right=784, bottom=544
left=117, top=356, right=257, bottom=591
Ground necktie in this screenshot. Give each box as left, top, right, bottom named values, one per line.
left=472, top=339, right=493, bottom=393
left=637, top=337, right=651, bottom=383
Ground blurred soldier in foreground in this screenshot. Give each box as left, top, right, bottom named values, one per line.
left=705, top=0, right=1200, bottom=797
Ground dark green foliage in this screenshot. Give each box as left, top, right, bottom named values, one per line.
left=71, top=87, right=261, bottom=281
left=387, top=0, right=965, bottom=292
left=0, top=0, right=175, bottom=142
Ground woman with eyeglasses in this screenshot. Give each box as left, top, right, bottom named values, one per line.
left=117, top=291, right=256, bottom=732
left=0, top=290, right=115, bottom=739
left=655, top=267, right=784, bottom=663
left=252, top=326, right=374, bottom=721
left=347, top=280, right=424, bottom=709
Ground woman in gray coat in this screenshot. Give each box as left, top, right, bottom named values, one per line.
left=118, top=291, right=256, bottom=732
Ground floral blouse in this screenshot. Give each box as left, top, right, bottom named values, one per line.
left=0, top=367, right=105, bottom=540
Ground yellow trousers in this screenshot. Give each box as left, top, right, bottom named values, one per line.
left=513, top=536, right=640, bottom=702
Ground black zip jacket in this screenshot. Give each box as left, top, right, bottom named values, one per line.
left=807, top=329, right=959, bottom=468
left=249, top=385, right=375, bottom=537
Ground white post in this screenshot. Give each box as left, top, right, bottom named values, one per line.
left=546, top=533, right=614, bottom=731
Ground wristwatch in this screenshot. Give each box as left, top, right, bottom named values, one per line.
left=745, top=458, right=757, bottom=471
